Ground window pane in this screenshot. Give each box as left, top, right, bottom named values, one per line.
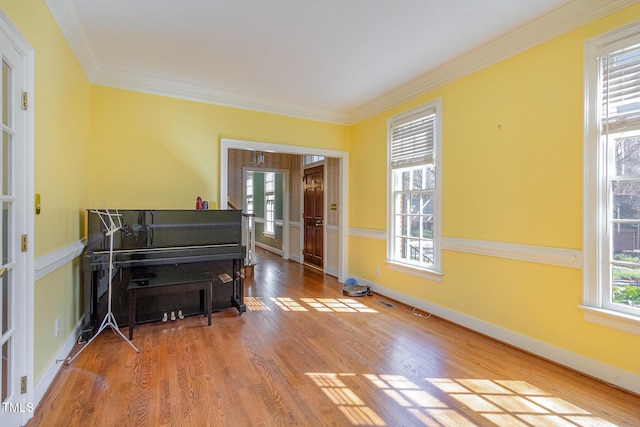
left=412, top=169, right=423, bottom=190
left=422, top=215, right=433, bottom=239
left=612, top=181, right=640, bottom=219
left=409, top=216, right=420, bottom=238
left=423, top=237, right=434, bottom=264
left=2, top=132, right=9, bottom=196
left=611, top=222, right=640, bottom=256
left=410, top=193, right=420, bottom=214
left=2, top=340, right=8, bottom=402
left=2, top=61, right=10, bottom=127
left=401, top=171, right=410, bottom=191
left=425, top=165, right=436, bottom=189
left=1, top=269, right=8, bottom=335
left=615, top=136, right=640, bottom=176
left=612, top=265, right=640, bottom=307
left=2, top=201, right=8, bottom=265
left=408, top=239, right=420, bottom=261
left=421, top=193, right=433, bottom=215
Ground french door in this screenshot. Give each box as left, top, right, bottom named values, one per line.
left=0, top=15, right=32, bottom=427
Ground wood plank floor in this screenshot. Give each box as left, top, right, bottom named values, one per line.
left=28, top=250, right=640, bottom=426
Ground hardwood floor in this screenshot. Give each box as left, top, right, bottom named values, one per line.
left=28, top=250, right=640, bottom=426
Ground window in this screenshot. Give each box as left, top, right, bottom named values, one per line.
left=264, top=172, right=275, bottom=235
left=245, top=171, right=254, bottom=214
left=584, top=22, right=640, bottom=328
left=387, top=100, right=442, bottom=278
left=305, top=155, right=324, bottom=165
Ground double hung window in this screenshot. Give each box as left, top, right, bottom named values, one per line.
left=387, top=100, right=442, bottom=277
left=584, top=23, right=640, bottom=326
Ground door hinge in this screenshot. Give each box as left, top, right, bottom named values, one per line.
left=22, top=91, right=28, bottom=110
left=21, top=234, right=28, bottom=252
left=21, top=376, right=27, bottom=394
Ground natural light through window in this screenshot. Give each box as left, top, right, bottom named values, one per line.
left=307, top=373, right=616, bottom=426
left=306, top=373, right=385, bottom=426
left=270, top=297, right=307, bottom=311
left=301, top=298, right=378, bottom=313
left=244, top=297, right=271, bottom=311
left=258, top=297, right=380, bottom=313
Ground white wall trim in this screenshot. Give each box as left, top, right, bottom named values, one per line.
left=48, top=0, right=636, bottom=124
left=255, top=241, right=283, bottom=257
left=348, top=228, right=584, bottom=269
left=326, top=225, right=339, bottom=234
left=34, top=315, right=85, bottom=408
left=349, top=227, right=386, bottom=241
left=443, top=237, right=583, bottom=269
left=579, top=305, right=640, bottom=337
left=355, top=277, right=640, bottom=396
left=44, top=0, right=99, bottom=81
left=34, top=239, right=86, bottom=281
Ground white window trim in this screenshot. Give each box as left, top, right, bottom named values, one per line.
left=264, top=172, right=275, bottom=235
left=386, top=98, right=443, bottom=279
left=583, top=21, right=640, bottom=334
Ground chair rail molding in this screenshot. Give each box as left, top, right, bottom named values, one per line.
left=34, top=239, right=86, bottom=281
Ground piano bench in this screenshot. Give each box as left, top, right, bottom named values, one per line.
left=127, top=269, right=212, bottom=340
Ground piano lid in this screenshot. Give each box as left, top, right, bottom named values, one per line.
left=86, top=209, right=242, bottom=254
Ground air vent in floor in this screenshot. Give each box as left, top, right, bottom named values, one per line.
left=376, top=300, right=395, bottom=308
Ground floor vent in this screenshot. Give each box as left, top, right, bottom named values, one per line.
left=376, top=300, right=395, bottom=308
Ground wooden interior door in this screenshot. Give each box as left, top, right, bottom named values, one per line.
left=304, top=166, right=323, bottom=268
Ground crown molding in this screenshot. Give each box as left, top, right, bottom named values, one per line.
left=348, top=0, right=639, bottom=124
left=45, top=0, right=99, bottom=81
left=92, top=68, right=351, bottom=124
left=47, top=0, right=637, bottom=125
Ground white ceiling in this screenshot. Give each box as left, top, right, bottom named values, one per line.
left=49, top=0, right=634, bottom=123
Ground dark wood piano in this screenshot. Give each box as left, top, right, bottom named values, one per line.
left=82, top=209, right=246, bottom=337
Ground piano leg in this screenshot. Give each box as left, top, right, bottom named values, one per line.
left=232, top=258, right=246, bottom=315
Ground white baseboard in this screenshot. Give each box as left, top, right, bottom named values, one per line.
left=352, top=275, right=640, bottom=396
left=34, top=315, right=86, bottom=407
left=255, top=241, right=283, bottom=256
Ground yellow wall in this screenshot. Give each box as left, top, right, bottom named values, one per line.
left=89, top=86, right=349, bottom=207
left=350, top=4, right=640, bottom=375
left=0, top=0, right=92, bottom=382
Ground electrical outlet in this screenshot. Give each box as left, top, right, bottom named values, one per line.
left=54, top=317, right=60, bottom=337
left=376, top=265, right=380, bottom=275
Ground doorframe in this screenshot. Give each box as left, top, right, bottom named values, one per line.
left=302, top=163, right=324, bottom=270
left=220, top=138, right=348, bottom=282
left=241, top=167, right=289, bottom=259
left=0, top=10, right=35, bottom=422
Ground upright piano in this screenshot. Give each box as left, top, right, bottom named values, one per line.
left=82, top=209, right=246, bottom=336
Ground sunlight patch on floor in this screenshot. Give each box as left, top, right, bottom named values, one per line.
left=301, top=298, right=378, bottom=313
left=244, top=297, right=271, bottom=311
left=306, top=373, right=385, bottom=426
left=426, top=378, right=616, bottom=427
left=261, top=296, right=379, bottom=313
left=270, top=297, right=308, bottom=311
left=305, top=372, right=618, bottom=426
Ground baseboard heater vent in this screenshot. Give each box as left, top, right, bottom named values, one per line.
left=376, top=300, right=395, bottom=308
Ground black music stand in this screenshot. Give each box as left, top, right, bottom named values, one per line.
left=68, top=209, right=139, bottom=364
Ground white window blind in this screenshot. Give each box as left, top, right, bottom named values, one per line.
left=390, top=109, right=436, bottom=168
left=601, top=43, right=640, bottom=134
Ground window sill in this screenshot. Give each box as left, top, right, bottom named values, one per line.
left=385, top=260, right=443, bottom=282
left=263, top=232, right=275, bottom=239
left=579, top=305, right=640, bottom=336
